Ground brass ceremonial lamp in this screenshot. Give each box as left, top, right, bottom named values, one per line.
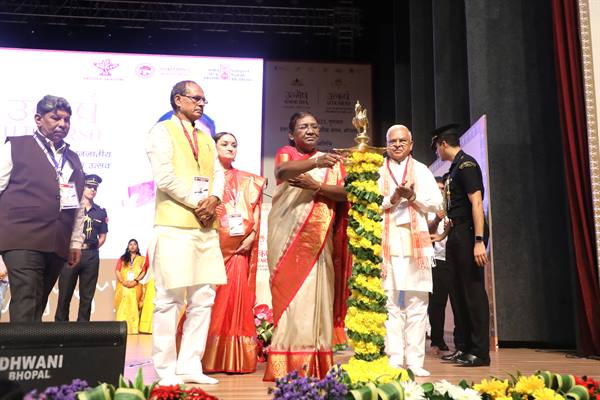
left=334, top=101, right=386, bottom=158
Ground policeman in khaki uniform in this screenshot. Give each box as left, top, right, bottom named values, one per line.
left=431, top=124, right=490, bottom=367
left=55, top=174, right=108, bottom=322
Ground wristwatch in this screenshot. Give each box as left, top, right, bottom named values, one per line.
left=474, top=235, right=484, bottom=242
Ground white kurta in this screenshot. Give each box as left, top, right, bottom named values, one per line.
left=379, top=156, right=442, bottom=370
left=145, top=118, right=226, bottom=381
left=379, top=158, right=442, bottom=293
left=429, top=212, right=448, bottom=261
left=146, top=121, right=226, bottom=289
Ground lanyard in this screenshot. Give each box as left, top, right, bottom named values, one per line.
left=444, top=152, right=465, bottom=211
left=33, top=132, right=68, bottom=178
left=225, top=169, right=240, bottom=209
left=386, top=156, right=410, bottom=187
left=178, top=117, right=199, bottom=161
left=84, top=207, right=93, bottom=239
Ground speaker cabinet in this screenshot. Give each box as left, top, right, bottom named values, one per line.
left=0, top=322, right=127, bottom=392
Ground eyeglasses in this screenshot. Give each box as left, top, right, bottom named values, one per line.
left=295, top=123, right=320, bottom=132
left=180, top=94, right=209, bottom=105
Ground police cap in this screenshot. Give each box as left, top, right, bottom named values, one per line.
left=84, top=174, right=103, bottom=187
left=430, top=123, right=461, bottom=150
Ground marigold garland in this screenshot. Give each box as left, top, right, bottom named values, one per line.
left=342, top=356, right=409, bottom=387
left=341, top=150, right=407, bottom=385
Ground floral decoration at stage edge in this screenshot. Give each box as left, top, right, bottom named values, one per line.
left=340, top=101, right=408, bottom=386
left=254, top=303, right=274, bottom=362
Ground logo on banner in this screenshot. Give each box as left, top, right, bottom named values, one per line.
left=158, top=66, right=191, bottom=77
left=94, top=59, right=119, bottom=76
left=220, top=64, right=231, bottom=80
left=204, top=65, right=251, bottom=81
left=135, top=63, right=155, bottom=78
left=284, top=89, right=309, bottom=107
left=332, top=78, right=344, bottom=89
left=326, top=77, right=352, bottom=113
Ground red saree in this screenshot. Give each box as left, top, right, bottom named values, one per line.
left=202, top=168, right=266, bottom=373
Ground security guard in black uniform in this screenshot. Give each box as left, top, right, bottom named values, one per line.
left=431, top=124, right=490, bottom=367
left=55, top=174, right=108, bottom=321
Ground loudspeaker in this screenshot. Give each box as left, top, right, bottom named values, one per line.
left=0, top=322, right=127, bottom=392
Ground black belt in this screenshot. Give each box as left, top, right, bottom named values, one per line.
left=81, top=243, right=98, bottom=250
left=450, top=216, right=472, bottom=226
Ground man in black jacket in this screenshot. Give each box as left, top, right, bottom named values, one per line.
left=432, top=124, right=490, bottom=367
left=0, top=95, right=85, bottom=322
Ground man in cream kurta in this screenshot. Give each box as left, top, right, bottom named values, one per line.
left=379, top=125, right=442, bottom=377
left=146, top=80, right=226, bottom=386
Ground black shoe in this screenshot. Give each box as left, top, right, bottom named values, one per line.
left=456, top=353, right=490, bottom=367
left=441, top=350, right=464, bottom=362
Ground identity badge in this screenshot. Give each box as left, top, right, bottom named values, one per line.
left=192, top=176, right=210, bottom=201
left=228, top=213, right=244, bottom=236
left=60, top=183, right=79, bottom=210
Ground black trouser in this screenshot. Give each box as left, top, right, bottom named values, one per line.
left=445, top=221, right=490, bottom=360
left=428, top=258, right=465, bottom=349
left=55, top=248, right=100, bottom=321
left=2, top=250, right=66, bottom=322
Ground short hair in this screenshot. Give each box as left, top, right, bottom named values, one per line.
left=435, top=176, right=444, bottom=183
left=170, top=80, right=196, bottom=111
left=288, top=111, right=317, bottom=132
left=214, top=131, right=237, bottom=144
left=436, top=134, right=460, bottom=147
left=36, top=95, right=72, bottom=116
left=386, top=124, right=412, bottom=142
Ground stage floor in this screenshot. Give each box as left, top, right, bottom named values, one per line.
left=123, top=335, right=599, bottom=400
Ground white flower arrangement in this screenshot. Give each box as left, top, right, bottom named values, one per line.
left=433, top=380, right=482, bottom=400
left=402, top=380, right=426, bottom=400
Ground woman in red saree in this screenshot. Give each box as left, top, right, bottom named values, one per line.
left=263, top=112, right=351, bottom=381
left=202, top=132, right=266, bottom=373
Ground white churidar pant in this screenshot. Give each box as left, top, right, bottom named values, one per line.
left=152, top=274, right=215, bottom=378
left=384, top=255, right=429, bottom=368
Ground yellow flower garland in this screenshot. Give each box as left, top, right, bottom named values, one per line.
left=345, top=307, right=387, bottom=336
left=342, top=356, right=409, bottom=386
left=353, top=275, right=385, bottom=296
left=350, top=290, right=378, bottom=306
left=342, top=149, right=407, bottom=384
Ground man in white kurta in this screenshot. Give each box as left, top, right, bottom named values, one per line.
left=379, top=125, right=442, bottom=377
left=146, top=80, right=226, bottom=386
